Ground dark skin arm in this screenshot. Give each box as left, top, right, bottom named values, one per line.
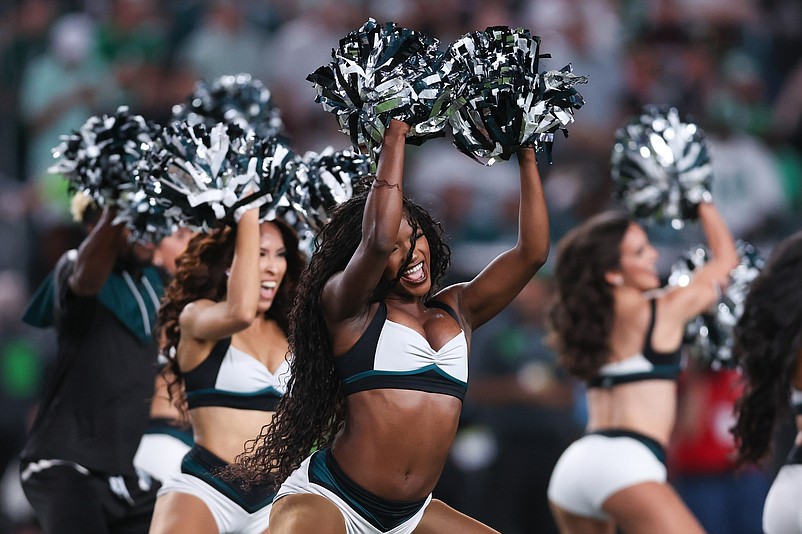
left=69, top=207, right=127, bottom=297
left=443, top=147, right=550, bottom=330
left=322, top=120, right=410, bottom=340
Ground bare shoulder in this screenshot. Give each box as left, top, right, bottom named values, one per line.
left=431, top=284, right=465, bottom=315
left=178, top=299, right=215, bottom=328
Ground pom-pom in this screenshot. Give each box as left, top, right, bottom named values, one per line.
left=145, top=121, right=294, bottom=232
left=253, top=135, right=301, bottom=223
left=291, top=147, right=372, bottom=232
left=611, top=105, right=713, bottom=228
left=444, top=27, right=587, bottom=165
left=49, top=105, right=161, bottom=208
left=668, top=240, right=765, bottom=370
left=125, top=182, right=181, bottom=244
left=307, top=18, right=455, bottom=161
left=171, top=73, right=285, bottom=140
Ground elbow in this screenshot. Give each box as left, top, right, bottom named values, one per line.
left=68, top=272, right=104, bottom=297
left=522, top=239, right=550, bottom=270
left=535, top=242, right=551, bottom=267
left=227, top=305, right=257, bottom=329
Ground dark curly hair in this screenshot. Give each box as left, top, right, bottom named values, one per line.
left=156, top=219, right=305, bottom=422
left=229, top=188, right=451, bottom=489
left=732, top=231, right=802, bottom=465
left=547, top=211, right=632, bottom=382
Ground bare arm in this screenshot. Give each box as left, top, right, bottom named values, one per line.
left=179, top=207, right=261, bottom=342
left=455, top=147, right=550, bottom=330
left=322, top=120, right=411, bottom=323
left=69, top=207, right=127, bottom=296
left=662, top=201, right=738, bottom=321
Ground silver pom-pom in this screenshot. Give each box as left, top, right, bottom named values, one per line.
left=290, top=147, right=371, bottom=232
left=146, top=121, right=274, bottom=232
left=444, top=27, right=587, bottom=165
left=611, top=105, right=713, bottom=228
left=49, top=106, right=161, bottom=210
left=668, top=240, right=765, bottom=369
left=307, top=18, right=455, bottom=162
left=171, top=73, right=285, bottom=140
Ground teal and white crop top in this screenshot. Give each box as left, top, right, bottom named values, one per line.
left=334, top=301, right=469, bottom=401
left=183, top=338, right=289, bottom=410
left=590, top=299, right=685, bottom=389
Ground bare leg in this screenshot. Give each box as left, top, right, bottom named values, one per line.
left=549, top=501, right=614, bottom=534
left=148, top=492, right=218, bottom=534
left=603, top=481, right=706, bottom=534
left=413, top=499, right=500, bottom=533
left=268, top=494, right=346, bottom=534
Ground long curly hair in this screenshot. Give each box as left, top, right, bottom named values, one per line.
left=732, top=231, right=802, bottom=465
left=156, top=219, right=305, bottom=421
left=547, top=211, right=632, bottom=382
left=230, top=188, right=451, bottom=489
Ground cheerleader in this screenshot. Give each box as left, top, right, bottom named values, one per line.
left=546, top=201, right=737, bottom=533
left=732, top=231, right=802, bottom=534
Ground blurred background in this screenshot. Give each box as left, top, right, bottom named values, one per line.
left=0, top=0, right=800, bottom=532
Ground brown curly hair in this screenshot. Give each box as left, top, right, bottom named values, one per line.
left=156, top=219, right=306, bottom=421
left=547, top=211, right=632, bottom=382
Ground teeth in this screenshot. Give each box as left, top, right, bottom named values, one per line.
left=404, top=263, right=423, bottom=275
left=261, top=281, right=277, bottom=289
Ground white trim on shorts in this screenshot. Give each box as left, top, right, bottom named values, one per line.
left=275, top=453, right=432, bottom=534
left=763, top=463, right=802, bottom=534
left=158, top=472, right=271, bottom=534
left=547, top=433, right=667, bottom=520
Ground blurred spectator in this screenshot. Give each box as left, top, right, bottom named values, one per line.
left=262, top=0, right=366, bottom=150
left=175, top=0, right=270, bottom=83
left=705, top=123, right=788, bottom=242
left=669, top=363, right=769, bottom=534
left=18, top=12, right=122, bottom=220
left=0, top=0, right=58, bottom=183
left=95, top=0, right=171, bottom=120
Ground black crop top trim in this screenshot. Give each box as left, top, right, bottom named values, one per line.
left=589, top=299, right=684, bottom=389
left=182, top=338, right=231, bottom=393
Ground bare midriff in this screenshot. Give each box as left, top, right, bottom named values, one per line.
left=191, top=407, right=275, bottom=464
left=585, top=379, right=677, bottom=447
left=331, top=388, right=462, bottom=502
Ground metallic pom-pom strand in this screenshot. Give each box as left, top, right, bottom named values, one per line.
left=290, top=147, right=372, bottom=232
left=171, top=73, right=285, bottom=140
left=444, top=27, right=587, bottom=165
left=251, top=135, right=301, bottom=224
left=307, top=18, right=455, bottom=162
left=145, top=121, right=273, bottom=232
left=49, top=105, right=162, bottom=209
left=668, top=241, right=765, bottom=370
left=124, top=179, right=183, bottom=244
left=611, top=105, right=713, bottom=228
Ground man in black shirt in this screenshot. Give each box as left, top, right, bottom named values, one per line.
left=19, top=197, right=164, bottom=533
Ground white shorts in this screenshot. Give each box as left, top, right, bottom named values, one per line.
left=133, top=433, right=191, bottom=483
left=275, top=449, right=432, bottom=534
left=158, top=445, right=273, bottom=534
left=547, top=430, right=667, bottom=520
left=763, top=463, right=802, bottom=534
